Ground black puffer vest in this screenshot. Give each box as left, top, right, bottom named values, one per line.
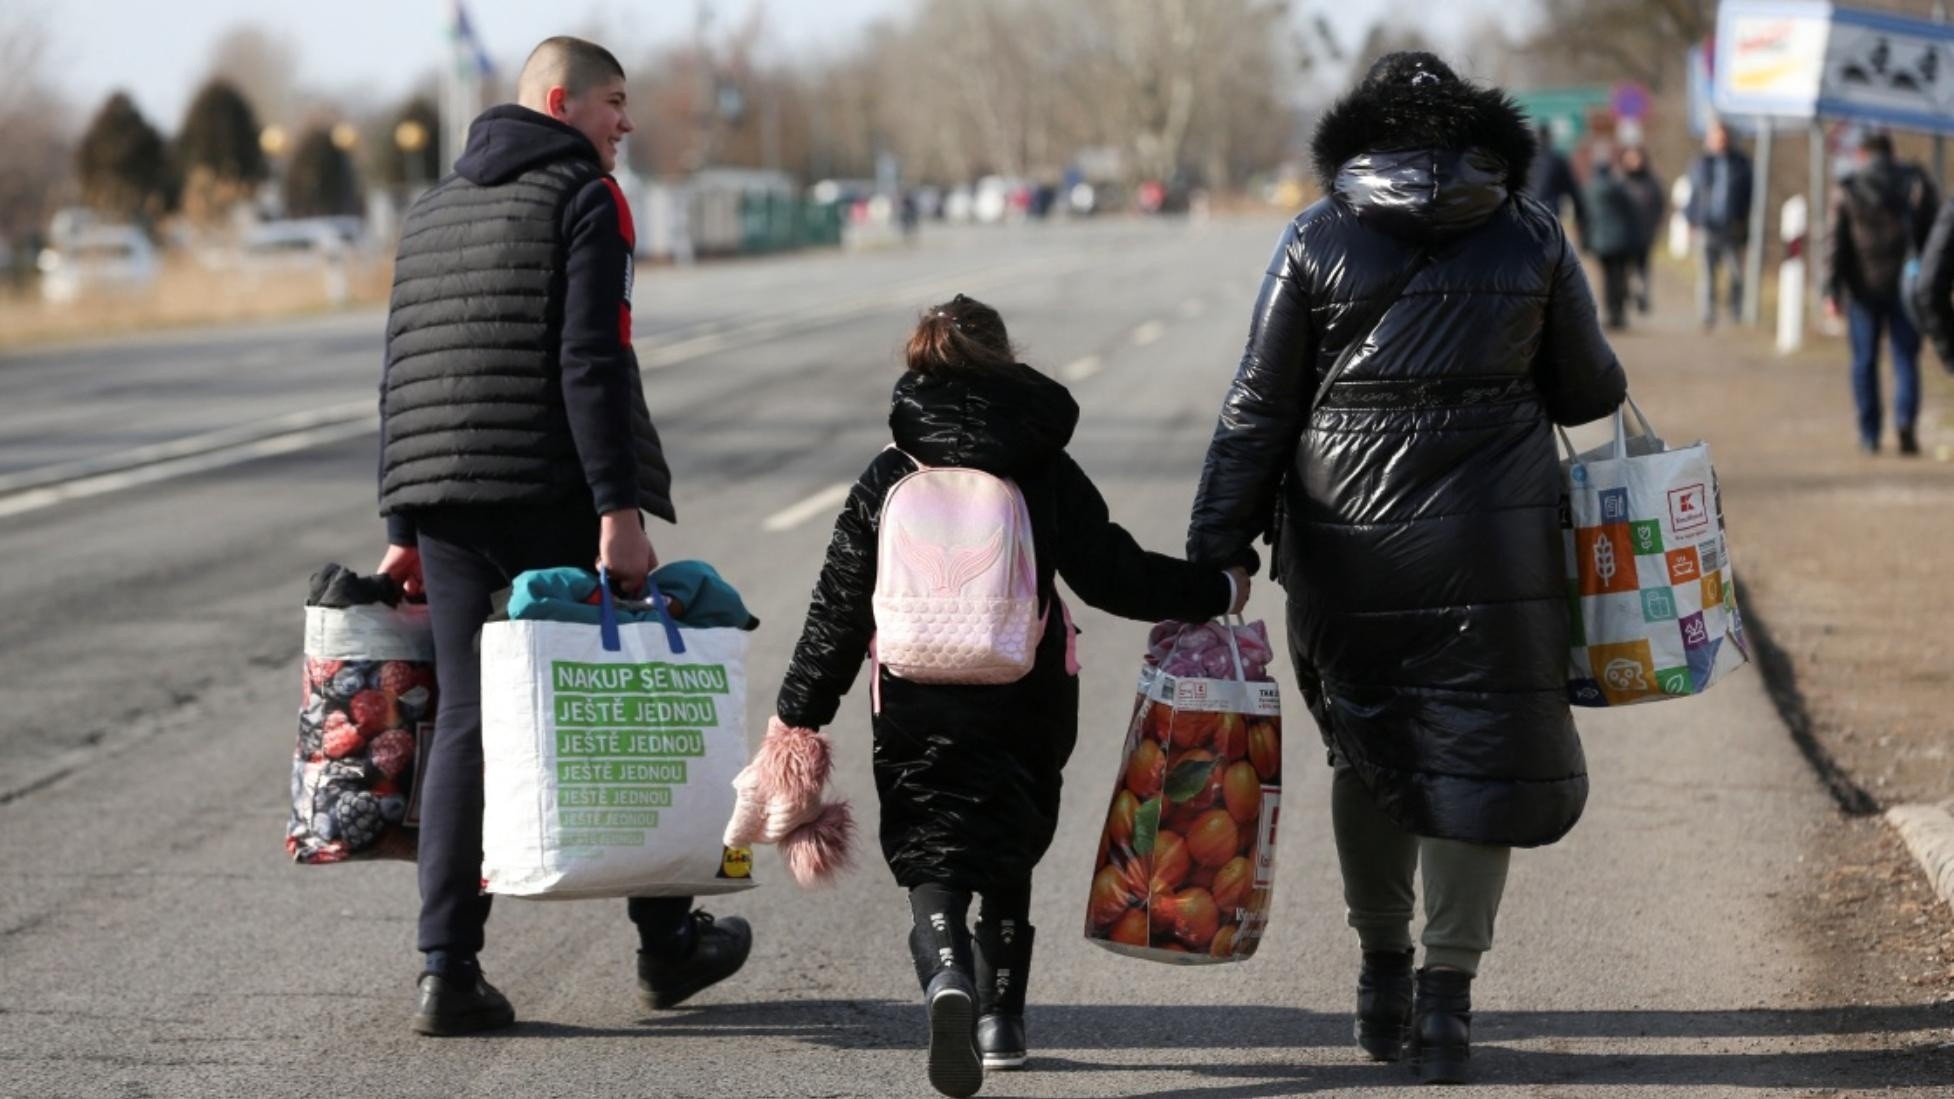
left=379, top=115, right=671, bottom=518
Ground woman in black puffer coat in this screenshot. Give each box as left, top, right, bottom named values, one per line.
left=1187, top=53, right=1626, bottom=1084
left=765, top=295, right=1239, bottom=1094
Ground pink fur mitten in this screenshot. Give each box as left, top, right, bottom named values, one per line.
left=724, top=716, right=855, bottom=886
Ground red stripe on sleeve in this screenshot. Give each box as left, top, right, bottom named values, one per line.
left=599, top=177, right=636, bottom=250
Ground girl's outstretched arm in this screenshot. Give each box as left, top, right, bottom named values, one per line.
left=775, top=452, right=908, bottom=729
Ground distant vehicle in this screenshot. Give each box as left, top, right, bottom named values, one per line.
left=809, top=178, right=876, bottom=207
left=237, top=219, right=354, bottom=271
left=943, top=185, right=976, bottom=223
left=973, top=176, right=1026, bottom=224
left=37, top=226, right=159, bottom=303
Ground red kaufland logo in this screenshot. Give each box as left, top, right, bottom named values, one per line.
left=1669, top=483, right=1709, bottom=533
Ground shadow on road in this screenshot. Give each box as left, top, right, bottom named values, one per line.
left=616, top=999, right=1954, bottom=1092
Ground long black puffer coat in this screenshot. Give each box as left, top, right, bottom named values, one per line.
left=777, top=365, right=1231, bottom=891
left=1187, top=72, right=1627, bottom=848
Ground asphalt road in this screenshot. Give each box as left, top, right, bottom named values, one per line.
left=1, top=218, right=1949, bottom=1098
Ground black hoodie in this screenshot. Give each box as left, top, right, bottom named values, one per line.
left=773, top=363, right=1232, bottom=888
left=382, top=105, right=661, bottom=544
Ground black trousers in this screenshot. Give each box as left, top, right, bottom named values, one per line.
left=412, top=502, right=690, bottom=956
left=1600, top=254, right=1634, bottom=328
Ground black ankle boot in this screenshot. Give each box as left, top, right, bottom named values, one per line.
left=1408, top=967, right=1473, bottom=1085
left=909, top=911, right=981, bottom=1097
left=1899, top=426, right=1921, bottom=456
left=1354, top=948, right=1414, bottom=1061
left=974, top=919, right=1035, bottom=1070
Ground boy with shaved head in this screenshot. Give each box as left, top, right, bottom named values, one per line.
left=374, top=36, right=752, bottom=1036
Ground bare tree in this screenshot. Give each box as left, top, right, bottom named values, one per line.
left=205, top=24, right=301, bottom=128
left=1526, top=0, right=1714, bottom=92
left=0, top=9, right=71, bottom=243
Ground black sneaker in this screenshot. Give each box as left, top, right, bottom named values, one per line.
left=1899, top=427, right=1921, bottom=456
left=637, top=911, right=752, bottom=1010
left=411, top=970, right=516, bottom=1036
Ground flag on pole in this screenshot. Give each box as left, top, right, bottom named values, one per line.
left=439, top=0, right=494, bottom=179
left=449, top=0, right=495, bottom=77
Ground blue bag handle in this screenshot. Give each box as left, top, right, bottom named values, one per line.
left=596, top=567, right=686, bottom=655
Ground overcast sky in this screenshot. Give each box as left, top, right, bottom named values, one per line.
left=40, top=0, right=1540, bottom=128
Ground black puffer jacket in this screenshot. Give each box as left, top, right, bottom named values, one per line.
left=1187, top=73, right=1626, bottom=848
left=776, top=365, right=1231, bottom=890
left=1823, top=155, right=1937, bottom=305
left=379, top=106, right=673, bottom=542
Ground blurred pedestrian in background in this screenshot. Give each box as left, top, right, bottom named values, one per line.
left=1523, top=123, right=1586, bottom=236
left=1617, top=145, right=1667, bottom=315
left=1823, top=130, right=1938, bottom=456
left=1685, top=120, right=1753, bottom=332
left=1910, top=188, right=1954, bottom=380
left=1583, top=147, right=1642, bottom=330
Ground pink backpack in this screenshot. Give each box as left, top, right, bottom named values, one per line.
left=872, top=451, right=1043, bottom=686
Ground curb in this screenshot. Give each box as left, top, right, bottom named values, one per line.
left=1888, top=801, right=1954, bottom=913
left=1734, top=586, right=1882, bottom=816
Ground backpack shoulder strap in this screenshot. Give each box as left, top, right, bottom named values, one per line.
left=1311, top=247, right=1433, bottom=413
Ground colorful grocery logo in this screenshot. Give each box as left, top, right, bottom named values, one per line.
left=1576, top=525, right=1639, bottom=595
left=1680, top=612, right=1711, bottom=650
left=1669, top=483, right=1710, bottom=534
left=1642, top=588, right=1677, bottom=621
left=1631, top=520, right=1664, bottom=555
left=1657, top=666, right=1692, bottom=695
left=1600, top=487, right=1630, bottom=523
left=1589, top=640, right=1659, bottom=704
left=1666, top=547, right=1701, bottom=584
left=1604, top=657, right=1648, bottom=692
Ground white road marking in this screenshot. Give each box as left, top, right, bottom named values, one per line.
left=0, top=399, right=375, bottom=495
left=0, top=416, right=380, bottom=519
left=645, top=256, right=1083, bottom=371
left=1132, top=320, right=1166, bottom=347
left=1, top=253, right=1097, bottom=512
left=761, top=482, right=854, bottom=532
left=1061, top=354, right=1103, bottom=381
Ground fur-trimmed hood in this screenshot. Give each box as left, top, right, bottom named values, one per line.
left=1312, top=75, right=1536, bottom=193
left=1311, top=77, right=1537, bottom=240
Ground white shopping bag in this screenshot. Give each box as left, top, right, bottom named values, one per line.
left=481, top=572, right=756, bottom=899
left=1560, top=398, right=1749, bottom=706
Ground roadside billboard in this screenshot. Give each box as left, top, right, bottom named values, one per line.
left=1714, top=1, right=1954, bottom=134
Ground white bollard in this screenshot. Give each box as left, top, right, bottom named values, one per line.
left=1668, top=176, right=1694, bottom=261
left=1777, top=194, right=1808, bottom=354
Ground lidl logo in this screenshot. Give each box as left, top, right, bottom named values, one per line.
left=718, top=846, right=753, bottom=879
left=1669, top=483, right=1710, bottom=534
